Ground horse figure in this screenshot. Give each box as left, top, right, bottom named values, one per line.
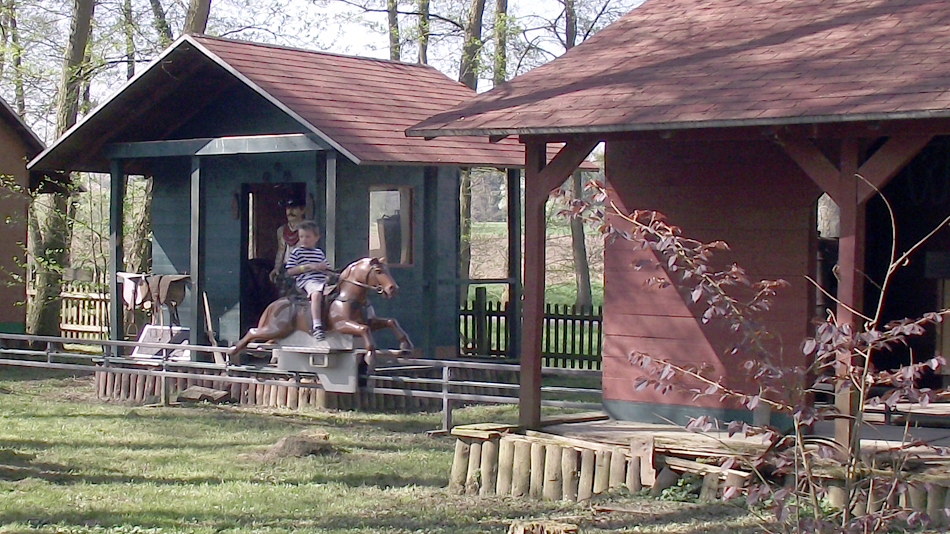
left=228, top=257, right=413, bottom=366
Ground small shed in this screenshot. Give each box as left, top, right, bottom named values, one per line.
left=28, top=35, right=528, bottom=357
left=410, top=0, right=950, bottom=436
left=0, top=97, right=45, bottom=334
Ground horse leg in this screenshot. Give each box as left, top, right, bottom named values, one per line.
left=330, top=319, right=376, bottom=367
left=367, top=317, right=413, bottom=353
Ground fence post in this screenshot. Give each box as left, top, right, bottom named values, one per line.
left=474, top=287, right=488, bottom=356
left=442, top=364, right=453, bottom=431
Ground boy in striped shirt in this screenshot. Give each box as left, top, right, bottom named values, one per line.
left=284, top=220, right=329, bottom=340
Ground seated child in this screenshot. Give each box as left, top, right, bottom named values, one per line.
left=284, top=220, right=329, bottom=340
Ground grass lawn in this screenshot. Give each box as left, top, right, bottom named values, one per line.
left=1, top=367, right=765, bottom=534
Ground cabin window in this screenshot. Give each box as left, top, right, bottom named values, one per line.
left=369, top=187, right=412, bottom=265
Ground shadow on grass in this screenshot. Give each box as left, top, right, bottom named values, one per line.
left=0, top=498, right=763, bottom=534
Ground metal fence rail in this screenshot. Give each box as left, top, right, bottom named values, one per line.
left=0, top=333, right=601, bottom=431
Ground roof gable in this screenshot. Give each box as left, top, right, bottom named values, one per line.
left=1, top=97, right=44, bottom=157
left=409, top=0, right=950, bottom=136
left=30, top=35, right=527, bottom=173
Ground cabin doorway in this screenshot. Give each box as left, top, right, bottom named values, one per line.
left=240, top=182, right=308, bottom=333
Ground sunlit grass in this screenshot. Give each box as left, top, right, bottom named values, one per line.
left=1, top=369, right=765, bottom=534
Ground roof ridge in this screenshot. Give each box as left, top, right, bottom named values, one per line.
left=190, top=34, right=440, bottom=71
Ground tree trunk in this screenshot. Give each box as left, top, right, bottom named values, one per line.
left=492, top=0, right=507, bottom=86
left=570, top=171, right=591, bottom=307
left=458, top=0, right=487, bottom=91
left=28, top=0, right=94, bottom=338
left=183, top=0, right=211, bottom=35
left=149, top=0, right=173, bottom=46
left=0, top=1, right=8, bottom=82
left=387, top=0, right=400, bottom=61
left=123, top=0, right=135, bottom=80
left=417, top=0, right=429, bottom=64
left=7, top=0, right=25, bottom=116
left=459, top=169, right=472, bottom=301
left=563, top=0, right=590, bottom=307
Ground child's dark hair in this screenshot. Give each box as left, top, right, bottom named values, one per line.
left=297, top=220, right=320, bottom=234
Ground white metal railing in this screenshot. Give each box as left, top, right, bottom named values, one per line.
left=0, top=333, right=602, bottom=431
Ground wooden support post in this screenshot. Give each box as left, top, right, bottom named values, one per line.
left=108, top=159, right=125, bottom=344
left=507, top=167, right=522, bottom=360
left=561, top=447, right=579, bottom=502
left=649, top=467, right=680, bottom=497
left=542, top=444, right=562, bottom=500
left=449, top=438, right=470, bottom=494
left=835, top=138, right=863, bottom=452
left=521, top=142, right=547, bottom=429
left=577, top=449, right=595, bottom=501
left=188, top=156, right=202, bottom=347
left=932, top=485, right=949, bottom=528
left=699, top=472, right=719, bottom=501
left=480, top=437, right=499, bottom=496
left=529, top=441, right=545, bottom=499
left=325, top=151, right=337, bottom=267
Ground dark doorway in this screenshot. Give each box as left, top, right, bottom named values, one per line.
left=240, top=182, right=307, bottom=333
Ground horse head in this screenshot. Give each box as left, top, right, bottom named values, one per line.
left=367, top=257, right=398, bottom=298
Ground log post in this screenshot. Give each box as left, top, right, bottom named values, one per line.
left=699, top=472, right=719, bottom=501
left=593, top=450, right=610, bottom=494
left=511, top=440, right=531, bottom=497
left=577, top=449, right=595, bottom=501
left=626, top=456, right=642, bottom=493
left=465, top=440, right=483, bottom=494
left=561, top=447, right=579, bottom=502
left=449, top=438, right=470, bottom=494
left=542, top=444, right=562, bottom=500
left=497, top=436, right=515, bottom=495
left=480, top=438, right=499, bottom=496
left=649, top=467, right=680, bottom=497
left=608, top=448, right=625, bottom=489
left=529, top=441, right=545, bottom=499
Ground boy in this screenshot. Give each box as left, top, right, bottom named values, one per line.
left=284, top=220, right=329, bottom=340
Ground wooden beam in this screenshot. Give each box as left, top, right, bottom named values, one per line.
left=835, top=137, right=863, bottom=452
left=325, top=151, right=337, bottom=268
left=507, top=168, right=523, bottom=361
left=775, top=135, right=841, bottom=203
left=538, top=138, right=599, bottom=192
left=109, top=159, right=125, bottom=346
left=856, top=135, right=933, bottom=203
left=521, top=141, right=547, bottom=430
left=188, top=157, right=202, bottom=348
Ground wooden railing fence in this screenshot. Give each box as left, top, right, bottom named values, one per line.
left=460, top=287, right=603, bottom=369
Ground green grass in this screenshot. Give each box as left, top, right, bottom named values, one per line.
left=1, top=368, right=765, bottom=534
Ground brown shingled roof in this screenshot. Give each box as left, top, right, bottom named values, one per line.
left=30, top=34, right=528, bottom=173
left=408, top=0, right=950, bottom=137
left=192, top=36, right=527, bottom=165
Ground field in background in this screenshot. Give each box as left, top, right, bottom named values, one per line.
left=0, top=368, right=764, bottom=534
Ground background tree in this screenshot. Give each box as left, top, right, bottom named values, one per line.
left=184, top=0, right=212, bottom=34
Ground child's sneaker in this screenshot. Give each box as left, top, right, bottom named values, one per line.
left=311, top=326, right=326, bottom=341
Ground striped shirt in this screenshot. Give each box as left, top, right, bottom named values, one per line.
left=285, top=246, right=328, bottom=287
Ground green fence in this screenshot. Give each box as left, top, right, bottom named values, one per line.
left=460, top=288, right=603, bottom=369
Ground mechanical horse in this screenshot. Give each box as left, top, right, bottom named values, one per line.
left=227, top=257, right=413, bottom=366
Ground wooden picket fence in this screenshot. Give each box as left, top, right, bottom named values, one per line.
left=26, top=279, right=109, bottom=340
left=460, top=288, right=603, bottom=369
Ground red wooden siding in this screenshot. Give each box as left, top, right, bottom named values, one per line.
left=602, top=138, right=820, bottom=412
left=0, top=112, right=32, bottom=329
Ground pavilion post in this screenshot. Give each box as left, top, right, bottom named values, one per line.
left=108, top=159, right=125, bottom=346
left=520, top=142, right=547, bottom=429
left=507, top=167, right=523, bottom=361
left=325, top=151, right=337, bottom=268
left=188, top=156, right=202, bottom=347
left=835, top=138, right=863, bottom=451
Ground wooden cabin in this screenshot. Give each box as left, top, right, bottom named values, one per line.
left=28, top=35, right=528, bottom=357
left=410, top=0, right=950, bottom=432
left=0, top=97, right=44, bottom=334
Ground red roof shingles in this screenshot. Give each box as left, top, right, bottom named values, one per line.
left=408, top=0, right=950, bottom=136
left=192, top=36, right=526, bottom=166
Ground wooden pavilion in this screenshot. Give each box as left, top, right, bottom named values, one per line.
left=409, top=0, right=950, bottom=444
left=0, top=97, right=45, bottom=334
left=28, top=35, right=529, bottom=358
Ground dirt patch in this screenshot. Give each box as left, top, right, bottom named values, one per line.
left=243, top=430, right=338, bottom=461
